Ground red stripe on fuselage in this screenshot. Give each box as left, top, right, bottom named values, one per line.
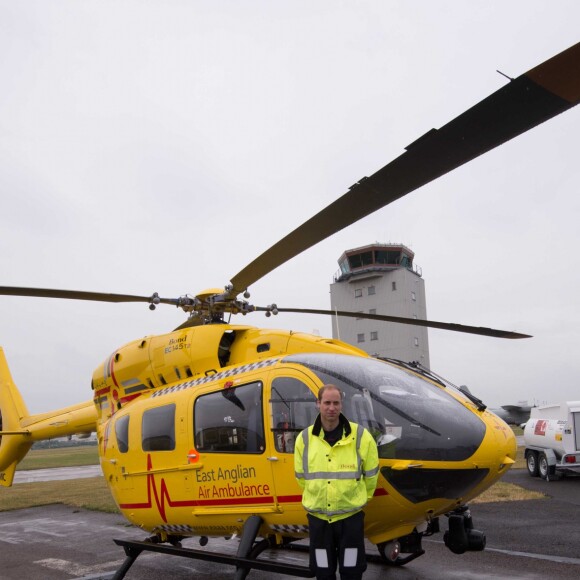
left=95, top=386, right=110, bottom=397
left=119, top=485, right=385, bottom=515
left=119, top=393, right=142, bottom=405
left=276, top=495, right=303, bottom=503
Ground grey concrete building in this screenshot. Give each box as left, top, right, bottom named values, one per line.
left=330, top=243, right=430, bottom=367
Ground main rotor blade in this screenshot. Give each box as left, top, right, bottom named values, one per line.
left=0, top=286, right=177, bottom=306
left=230, top=42, right=580, bottom=295
left=256, top=306, right=531, bottom=339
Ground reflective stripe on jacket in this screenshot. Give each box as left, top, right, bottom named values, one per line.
left=294, top=415, right=379, bottom=523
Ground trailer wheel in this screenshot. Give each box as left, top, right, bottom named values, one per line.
left=538, top=453, right=554, bottom=480
left=525, top=451, right=539, bottom=477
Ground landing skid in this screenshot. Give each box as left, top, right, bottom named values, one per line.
left=112, top=537, right=314, bottom=579
left=112, top=516, right=313, bottom=579
left=112, top=514, right=427, bottom=578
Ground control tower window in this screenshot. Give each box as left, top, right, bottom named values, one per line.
left=376, top=250, right=401, bottom=265
left=348, top=251, right=373, bottom=269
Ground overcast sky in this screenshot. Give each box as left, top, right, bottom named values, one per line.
left=1, top=1, right=579, bottom=414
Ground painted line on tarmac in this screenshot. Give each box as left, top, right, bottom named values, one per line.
left=426, top=539, right=580, bottom=566
left=485, top=547, right=580, bottom=566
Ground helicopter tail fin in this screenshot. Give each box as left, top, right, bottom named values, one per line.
left=0, top=347, right=98, bottom=487
left=0, top=347, right=34, bottom=486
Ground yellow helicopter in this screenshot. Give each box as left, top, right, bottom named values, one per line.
left=1, top=41, right=579, bottom=578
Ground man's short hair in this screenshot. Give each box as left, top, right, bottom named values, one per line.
left=317, top=384, right=343, bottom=402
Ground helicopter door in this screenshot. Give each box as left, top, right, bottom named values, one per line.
left=267, top=371, right=319, bottom=511
left=191, top=379, right=278, bottom=515
left=102, top=413, right=134, bottom=495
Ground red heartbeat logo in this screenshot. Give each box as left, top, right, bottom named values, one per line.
left=119, top=454, right=195, bottom=522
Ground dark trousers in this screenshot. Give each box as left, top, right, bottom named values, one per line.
left=307, top=511, right=367, bottom=580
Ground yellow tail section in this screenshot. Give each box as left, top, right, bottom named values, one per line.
left=0, top=347, right=98, bottom=486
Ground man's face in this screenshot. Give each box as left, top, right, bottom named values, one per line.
left=317, top=388, right=342, bottom=423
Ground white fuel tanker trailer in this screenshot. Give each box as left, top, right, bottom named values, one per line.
left=523, top=401, right=580, bottom=480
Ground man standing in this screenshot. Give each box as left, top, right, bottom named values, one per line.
left=294, top=384, right=379, bottom=580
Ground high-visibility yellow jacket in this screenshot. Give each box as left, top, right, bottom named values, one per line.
left=294, top=414, right=379, bottom=523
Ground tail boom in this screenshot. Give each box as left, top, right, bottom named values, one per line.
left=0, top=347, right=97, bottom=486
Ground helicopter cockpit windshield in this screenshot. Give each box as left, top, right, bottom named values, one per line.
left=283, top=353, right=486, bottom=462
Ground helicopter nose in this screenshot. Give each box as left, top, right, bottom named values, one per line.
left=490, top=415, right=517, bottom=475
left=379, top=412, right=518, bottom=505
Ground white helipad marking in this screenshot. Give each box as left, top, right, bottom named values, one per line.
left=34, top=558, right=125, bottom=576
left=0, top=515, right=127, bottom=545
left=0, top=518, right=68, bottom=544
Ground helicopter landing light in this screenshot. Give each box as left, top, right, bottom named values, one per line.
left=391, top=462, right=424, bottom=471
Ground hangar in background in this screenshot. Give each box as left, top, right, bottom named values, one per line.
left=330, top=243, right=430, bottom=367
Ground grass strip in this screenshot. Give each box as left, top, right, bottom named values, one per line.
left=0, top=477, right=119, bottom=513
left=472, top=481, right=545, bottom=503
left=17, top=446, right=100, bottom=470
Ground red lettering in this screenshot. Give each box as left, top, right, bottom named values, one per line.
left=534, top=420, right=547, bottom=436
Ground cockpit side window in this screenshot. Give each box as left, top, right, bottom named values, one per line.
left=194, top=381, right=265, bottom=454
left=270, top=377, right=318, bottom=453
left=142, top=404, right=176, bottom=452
left=115, top=414, right=130, bottom=453
left=284, top=353, right=486, bottom=461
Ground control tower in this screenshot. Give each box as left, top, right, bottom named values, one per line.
left=330, top=243, right=430, bottom=367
